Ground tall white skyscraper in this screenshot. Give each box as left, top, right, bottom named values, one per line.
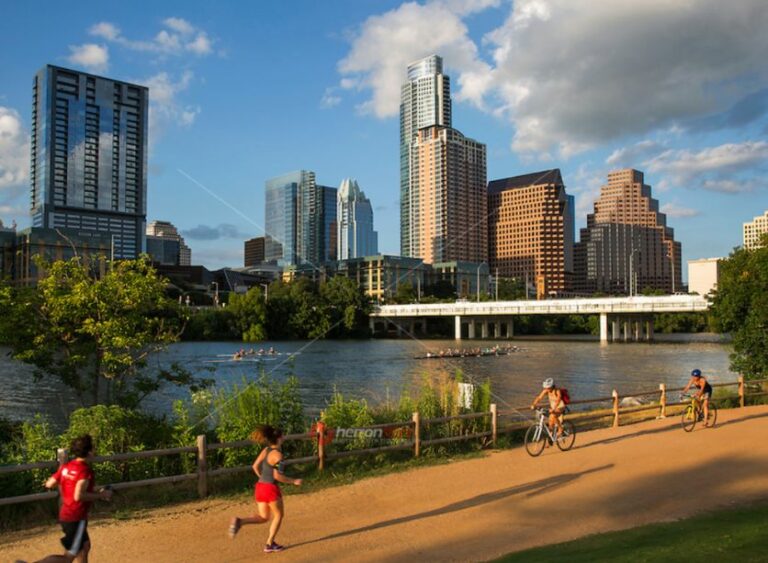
left=337, top=178, right=378, bottom=260
left=400, top=55, right=451, bottom=256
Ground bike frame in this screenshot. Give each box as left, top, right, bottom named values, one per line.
left=532, top=409, right=558, bottom=442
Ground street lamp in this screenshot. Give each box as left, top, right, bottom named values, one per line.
left=476, top=262, right=487, bottom=302
left=211, top=281, right=219, bottom=307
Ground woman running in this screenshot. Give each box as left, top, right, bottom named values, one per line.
left=228, top=425, right=302, bottom=553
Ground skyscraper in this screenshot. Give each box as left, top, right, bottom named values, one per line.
left=575, top=169, right=682, bottom=295
left=244, top=236, right=266, bottom=267
left=743, top=210, right=768, bottom=249
left=264, top=170, right=336, bottom=267
left=488, top=169, right=574, bottom=297
left=31, top=65, right=148, bottom=259
left=337, top=178, right=378, bottom=260
left=146, top=220, right=191, bottom=266
left=400, top=55, right=451, bottom=256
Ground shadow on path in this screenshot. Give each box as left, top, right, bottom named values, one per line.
left=290, top=464, right=613, bottom=549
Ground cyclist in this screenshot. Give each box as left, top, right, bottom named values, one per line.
left=530, top=378, right=565, bottom=441
left=682, top=368, right=713, bottom=426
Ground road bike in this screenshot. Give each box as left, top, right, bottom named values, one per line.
left=524, top=408, right=576, bottom=456
left=680, top=393, right=717, bottom=432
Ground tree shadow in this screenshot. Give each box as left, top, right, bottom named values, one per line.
left=290, top=464, right=613, bottom=549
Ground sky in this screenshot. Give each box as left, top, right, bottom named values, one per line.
left=1, top=0, right=767, bottom=272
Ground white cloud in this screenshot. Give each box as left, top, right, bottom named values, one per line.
left=140, top=71, right=200, bottom=136
left=606, top=140, right=664, bottom=168
left=337, top=1, right=493, bottom=117
left=0, top=107, right=30, bottom=190
left=67, top=43, right=109, bottom=73
left=644, top=141, right=768, bottom=193
left=89, top=18, right=214, bottom=57
left=320, top=88, right=342, bottom=109
left=431, top=0, right=502, bottom=16
left=660, top=202, right=700, bottom=218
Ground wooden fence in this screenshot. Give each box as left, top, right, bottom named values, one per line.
left=1, top=376, right=765, bottom=508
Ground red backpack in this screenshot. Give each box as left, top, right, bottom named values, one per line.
left=560, top=388, right=571, bottom=405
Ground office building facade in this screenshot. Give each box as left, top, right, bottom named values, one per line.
left=145, top=220, right=191, bottom=266
left=337, top=178, right=378, bottom=260
left=743, top=210, right=768, bottom=249
left=575, top=169, right=682, bottom=295
left=400, top=55, right=451, bottom=256
left=488, top=169, right=574, bottom=297
left=688, top=257, right=722, bottom=297
left=30, top=65, right=148, bottom=259
left=244, top=236, right=266, bottom=267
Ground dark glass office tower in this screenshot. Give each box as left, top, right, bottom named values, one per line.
left=30, top=65, right=148, bottom=259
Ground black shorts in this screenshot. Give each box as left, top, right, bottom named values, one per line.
left=60, top=520, right=89, bottom=555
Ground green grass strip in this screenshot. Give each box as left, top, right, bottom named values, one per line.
left=497, top=502, right=768, bottom=563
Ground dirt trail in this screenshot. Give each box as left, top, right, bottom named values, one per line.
left=3, top=405, right=768, bottom=562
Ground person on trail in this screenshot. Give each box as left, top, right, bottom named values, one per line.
left=35, top=434, right=113, bottom=563
left=682, top=369, right=713, bottom=426
left=530, top=378, right=565, bottom=441
left=228, top=425, right=302, bottom=553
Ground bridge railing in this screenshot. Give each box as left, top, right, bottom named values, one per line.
left=1, top=376, right=764, bottom=507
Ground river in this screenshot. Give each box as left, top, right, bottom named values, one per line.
left=0, top=335, right=734, bottom=428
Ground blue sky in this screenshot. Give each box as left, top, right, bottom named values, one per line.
left=1, top=0, right=767, bottom=272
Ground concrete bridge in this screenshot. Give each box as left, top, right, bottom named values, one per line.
left=370, top=295, right=710, bottom=343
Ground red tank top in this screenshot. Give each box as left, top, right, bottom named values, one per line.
left=53, top=459, right=95, bottom=522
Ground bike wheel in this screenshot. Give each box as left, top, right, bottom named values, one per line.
left=524, top=424, right=546, bottom=457
left=681, top=405, right=696, bottom=432
left=706, top=403, right=718, bottom=427
left=556, top=421, right=576, bottom=451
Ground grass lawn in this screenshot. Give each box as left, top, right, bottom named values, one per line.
left=497, top=501, right=768, bottom=563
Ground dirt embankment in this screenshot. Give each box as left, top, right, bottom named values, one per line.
left=3, top=405, right=768, bottom=562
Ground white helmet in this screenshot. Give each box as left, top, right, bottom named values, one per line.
left=542, top=378, right=554, bottom=389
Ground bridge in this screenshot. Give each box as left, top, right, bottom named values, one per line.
left=370, top=295, right=711, bottom=343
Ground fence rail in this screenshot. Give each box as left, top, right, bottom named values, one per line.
left=2, top=376, right=765, bottom=507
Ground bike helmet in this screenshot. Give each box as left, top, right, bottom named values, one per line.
left=542, top=378, right=554, bottom=389
left=691, top=369, right=702, bottom=378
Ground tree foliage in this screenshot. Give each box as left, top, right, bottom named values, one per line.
left=228, top=286, right=268, bottom=341
left=0, top=256, right=209, bottom=406
left=712, top=236, right=768, bottom=380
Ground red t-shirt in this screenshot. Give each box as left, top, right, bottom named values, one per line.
left=53, top=459, right=95, bottom=522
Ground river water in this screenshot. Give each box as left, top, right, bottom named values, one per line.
left=0, top=335, right=734, bottom=428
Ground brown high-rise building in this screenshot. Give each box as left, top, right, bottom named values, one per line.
left=488, top=169, right=574, bottom=298
left=575, top=169, right=682, bottom=295
left=244, top=236, right=265, bottom=267
left=408, top=125, right=487, bottom=264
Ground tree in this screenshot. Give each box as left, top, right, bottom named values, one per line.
left=393, top=281, right=416, bottom=304
left=711, top=236, right=768, bottom=380
left=319, top=276, right=372, bottom=337
left=228, top=286, right=267, bottom=341
left=497, top=278, right=526, bottom=300
left=0, top=256, right=209, bottom=407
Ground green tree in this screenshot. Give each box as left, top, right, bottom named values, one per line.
left=319, top=276, right=372, bottom=337
left=228, top=286, right=267, bottom=341
left=0, top=256, right=208, bottom=406
left=393, top=281, right=416, bottom=304
left=497, top=278, right=526, bottom=300
left=712, top=236, right=768, bottom=380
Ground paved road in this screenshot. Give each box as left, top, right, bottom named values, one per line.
left=3, top=405, right=768, bottom=562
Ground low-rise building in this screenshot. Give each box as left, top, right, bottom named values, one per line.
left=687, top=258, right=723, bottom=297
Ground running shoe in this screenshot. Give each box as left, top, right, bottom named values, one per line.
left=264, top=542, right=285, bottom=553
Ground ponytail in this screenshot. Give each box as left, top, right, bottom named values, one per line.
left=250, top=425, right=283, bottom=446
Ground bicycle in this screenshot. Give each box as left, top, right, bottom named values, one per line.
left=680, top=393, right=717, bottom=432
left=524, top=408, right=576, bottom=457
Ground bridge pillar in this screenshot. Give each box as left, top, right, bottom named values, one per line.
left=645, top=319, right=654, bottom=342
left=612, top=318, right=620, bottom=341
left=468, top=320, right=476, bottom=339
left=634, top=319, right=641, bottom=342
left=507, top=319, right=514, bottom=338
left=481, top=321, right=489, bottom=339
left=494, top=321, right=501, bottom=339
left=454, top=315, right=462, bottom=340
left=600, top=313, right=609, bottom=343
left=369, top=317, right=375, bottom=335
left=623, top=319, right=630, bottom=342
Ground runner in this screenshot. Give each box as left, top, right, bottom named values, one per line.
left=228, top=425, right=302, bottom=553
left=682, top=368, right=714, bottom=426
left=35, top=434, right=113, bottom=563
left=530, top=378, right=566, bottom=441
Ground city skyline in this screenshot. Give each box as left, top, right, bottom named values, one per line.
left=1, top=1, right=767, bottom=272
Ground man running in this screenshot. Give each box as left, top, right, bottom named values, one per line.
left=682, top=368, right=713, bottom=426
left=36, top=434, right=112, bottom=562
left=530, top=378, right=565, bottom=440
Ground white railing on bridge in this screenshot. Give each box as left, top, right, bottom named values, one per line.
left=371, top=295, right=710, bottom=318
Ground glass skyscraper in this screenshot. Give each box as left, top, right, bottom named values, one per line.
left=265, top=170, right=337, bottom=267
left=400, top=55, right=451, bottom=257
left=30, top=65, right=148, bottom=259
left=337, top=178, right=378, bottom=260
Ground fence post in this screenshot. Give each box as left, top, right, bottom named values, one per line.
left=738, top=375, right=745, bottom=408
left=316, top=422, right=325, bottom=472
left=490, top=404, right=498, bottom=447
left=612, top=390, right=619, bottom=428
left=412, top=412, right=420, bottom=458
left=659, top=383, right=666, bottom=419
left=196, top=435, right=207, bottom=498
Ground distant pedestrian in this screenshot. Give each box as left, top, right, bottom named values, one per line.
left=228, top=425, right=302, bottom=553
left=35, top=434, right=113, bottom=563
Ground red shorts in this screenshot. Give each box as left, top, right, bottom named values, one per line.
left=254, top=482, right=281, bottom=503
